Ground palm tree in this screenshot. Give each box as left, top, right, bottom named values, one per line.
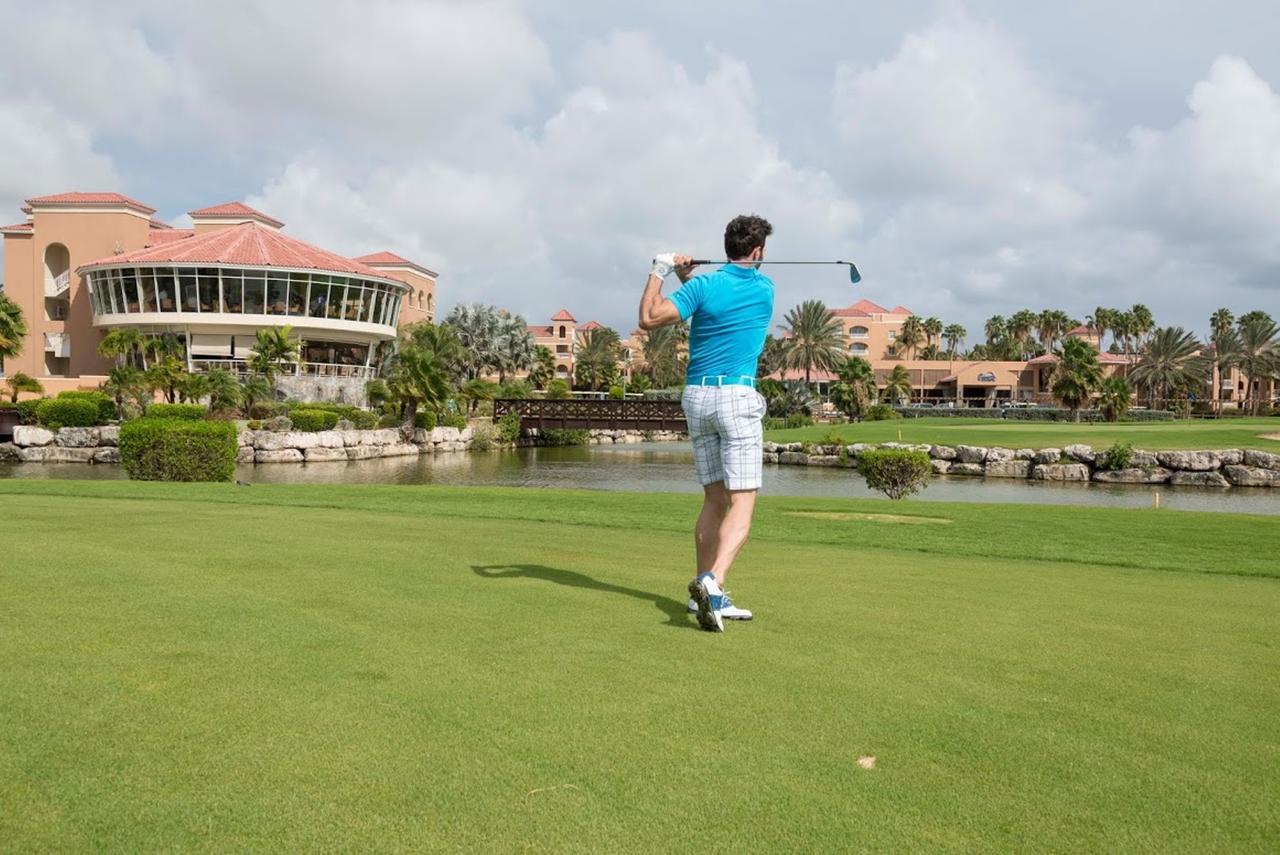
left=1235, top=314, right=1280, bottom=415
left=943, top=324, right=966, bottom=358
left=779, top=300, right=844, bottom=385
left=5, top=371, right=43, bottom=403
left=145, top=356, right=187, bottom=404
left=984, top=315, right=1007, bottom=347
left=575, top=326, right=621, bottom=391
left=897, top=315, right=926, bottom=360
left=494, top=314, right=535, bottom=384
left=756, top=333, right=785, bottom=380
left=643, top=323, right=688, bottom=387
left=1097, top=376, right=1133, bottom=423
left=98, top=328, right=149, bottom=369
left=1130, top=304, right=1154, bottom=350
left=923, top=316, right=943, bottom=348
left=248, top=326, right=301, bottom=393
left=0, top=294, right=29, bottom=372
left=403, top=322, right=467, bottom=384
left=830, top=356, right=877, bottom=419
left=1210, top=308, right=1235, bottom=341
left=445, top=303, right=505, bottom=380
left=1036, top=309, right=1071, bottom=353
left=917, top=343, right=942, bottom=360
left=528, top=346, right=556, bottom=390
left=101, top=365, right=146, bottom=416
left=240, top=375, right=271, bottom=414
left=1209, top=328, right=1241, bottom=413
left=460, top=378, right=499, bottom=415
left=881, top=364, right=912, bottom=405
left=205, top=369, right=243, bottom=413
left=1051, top=338, right=1104, bottom=421
left=178, top=372, right=213, bottom=404
left=1008, top=309, right=1038, bottom=359
left=1128, top=327, right=1209, bottom=410
left=386, top=341, right=452, bottom=433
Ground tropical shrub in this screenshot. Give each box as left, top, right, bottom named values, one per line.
left=545, top=378, right=571, bottom=400
left=247, top=420, right=264, bottom=430
left=542, top=429, right=589, bottom=446
left=858, top=448, right=932, bottom=500
left=442, top=412, right=468, bottom=430
left=57, top=390, right=116, bottom=423
left=414, top=410, right=438, bottom=431
left=865, top=403, right=901, bottom=421
left=290, top=408, right=340, bottom=432
left=496, top=410, right=522, bottom=443
left=1096, top=442, right=1134, bottom=472
left=469, top=422, right=498, bottom=451
left=1098, top=376, right=1133, bottom=423
left=119, top=418, right=237, bottom=482
left=497, top=378, right=533, bottom=399
left=608, top=385, right=625, bottom=400
left=36, top=397, right=99, bottom=429
left=13, top=398, right=44, bottom=424
left=5, top=371, right=43, bottom=403
left=144, top=403, right=207, bottom=421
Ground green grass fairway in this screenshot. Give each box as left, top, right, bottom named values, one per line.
left=2, top=480, right=1278, bottom=851
left=767, top=415, right=1280, bottom=451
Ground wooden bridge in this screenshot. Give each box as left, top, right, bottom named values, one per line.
left=494, top=398, right=687, bottom=431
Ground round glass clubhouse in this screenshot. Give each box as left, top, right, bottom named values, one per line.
left=81, top=263, right=410, bottom=378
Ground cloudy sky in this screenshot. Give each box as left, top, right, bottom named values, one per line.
left=2, top=0, right=1278, bottom=340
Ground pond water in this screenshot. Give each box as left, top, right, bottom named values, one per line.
left=4, top=442, right=1280, bottom=515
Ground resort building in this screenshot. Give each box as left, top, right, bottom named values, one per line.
left=1, top=193, right=435, bottom=401
left=526, top=309, right=644, bottom=384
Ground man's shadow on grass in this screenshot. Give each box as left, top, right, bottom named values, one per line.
left=472, top=564, right=695, bottom=630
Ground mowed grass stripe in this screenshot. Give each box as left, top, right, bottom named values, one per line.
left=1, top=484, right=1278, bottom=851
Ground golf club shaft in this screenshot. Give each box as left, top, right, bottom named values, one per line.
left=687, top=260, right=853, bottom=266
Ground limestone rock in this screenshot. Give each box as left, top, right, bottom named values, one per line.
left=347, top=445, right=383, bottom=461
left=1170, top=470, right=1230, bottom=488
left=848, top=443, right=874, bottom=455
left=779, top=451, right=808, bottom=466
left=1243, top=449, right=1280, bottom=470
left=1014, top=448, right=1036, bottom=461
left=948, top=462, right=986, bottom=476
left=1031, top=463, right=1091, bottom=481
left=382, top=443, right=422, bottom=458
left=305, top=446, right=349, bottom=463
left=93, top=447, right=121, bottom=464
left=335, top=419, right=354, bottom=432
left=762, top=452, right=780, bottom=464
left=312, top=430, right=345, bottom=449
left=929, top=444, right=957, bottom=461
left=0, top=442, right=17, bottom=461
left=56, top=427, right=100, bottom=448
left=930, top=459, right=952, bottom=475
left=13, top=426, right=54, bottom=447
left=807, top=455, right=840, bottom=468
left=1063, top=444, right=1096, bottom=464
left=237, top=430, right=255, bottom=449
left=763, top=441, right=780, bottom=454
left=1033, top=448, right=1062, bottom=465
left=1157, top=450, right=1221, bottom=472
left=374, top=428, right=402, bottom=445
left=98, top=426, right=120, bottom=447
left=460, top=427, right=474, bottom=442
left=986, top=447, right=1015, bottom=464
left=1222, top=465, right=1280, bottom=487
left=16, top=446, right=48, bottom=462
left=1130, top=449, right=1159, bottom=467
left=985, top=460, right=1032, bottom=478
left=428, top=427, right=460, bottom=444
left=1092, top=467, right=1171, bottom=484
left=256, top=449, right=304, bottom=463
left=955, top=445, right=988, bottom=464
left=1215, top=449, right=1244, bottom=466
left=44, top=447, right=97, bottom=463
left=236, top=446, right=256, bottom=464
left=264, top=416, right=292, bottom=432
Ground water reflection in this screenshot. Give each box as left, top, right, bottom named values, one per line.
left=4, top=441, right=1279, bottom=515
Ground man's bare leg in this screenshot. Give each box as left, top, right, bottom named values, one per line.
left=708, top=489, right=757, bottom=585
left=695, top=482, right=729, bottom=577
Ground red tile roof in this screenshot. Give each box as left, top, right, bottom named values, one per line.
left=892, top=306, right=913, bottom=315
left=1027, top=351, right=1129, bottom=365
left=551, top=309, right=576, bottom=322
left=1066, top=324, right=1093, bottom=336
left=188, top=201, right=284, bottom=228
left=149, top=218, right=173, bottom=229
left=528, top=325, right=553, bottom=336
left=831, top=298, right=890, bottom=317
left=145, top=228, right=196, bottom=246
left=77, top=221, right=400, bottom=283
left=579, top=320, right=603, bottom=331
left=0, top=222, right=34, bottom=234
left=352, top=251, right=438, bottom=278
left=26, top=192, right=156, bottom=214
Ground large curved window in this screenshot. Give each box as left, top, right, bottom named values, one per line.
left=850, top=343, right=868, bottom=355
left=849, top=325, right=869, bottom=337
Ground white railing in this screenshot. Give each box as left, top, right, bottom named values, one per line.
left=45, top=270, right=72, bottom=299
left=43, top=333, right=70, bottom=358
left=190, top=359, right=376, bottom=379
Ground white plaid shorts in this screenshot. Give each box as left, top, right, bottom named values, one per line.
left=682, top=384, right=767, bottom=491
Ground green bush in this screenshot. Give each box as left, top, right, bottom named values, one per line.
left=608, top=385, right=625, bottom=400
left=542, top=429, right=589, bottom=447
left=119, top=418, right=237, bottom=482
left=546, top=379, right=571, bottom=400
left=496, top=410, right=522, bottom=443
left=865, top=404, right=900, bottom=421
left=35, top=397, right=99, bottom=429
left=469, top=422, right=498, bottom=452
left=247, top=402, right=286, bottom=420
left=246, top=420, right=264, bottom=430
left=1097, top=441, right=1134, bottom=472
left=377, top=413, right=401, bottom=428
left=348, top=410, right=378, bottom=429
left=414, top=410, right=438, bottom=430
left=858, top=448, right=932, bottom=500
left=290, top=408, right=340, bottom=432
left=14, top=398, right=44, bottom=425
left=58, top=390, right=116, bottom=423
left=144, top=403, right=207, bottom=421
left=443, top=412, right=467, bottom=430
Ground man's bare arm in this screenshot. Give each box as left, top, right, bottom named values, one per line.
left=639, top=254, right=695, bottom=330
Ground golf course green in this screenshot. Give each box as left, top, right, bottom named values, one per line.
left=766, top=416, right=1280, bottom=451
left=2, top=480, right=1277, bottom=851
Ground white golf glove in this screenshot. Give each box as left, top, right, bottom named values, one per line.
left=650, top=253, right=677, bottom=280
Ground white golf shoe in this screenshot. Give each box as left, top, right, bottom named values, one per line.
left=687, top=573, right=724, bottom=632
left=686, top=593, right=753, bottom=621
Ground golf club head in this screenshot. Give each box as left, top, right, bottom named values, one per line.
left=844, top=262, right=862, bottom=284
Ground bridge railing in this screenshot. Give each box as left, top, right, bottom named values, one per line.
left=494, top=398, right=687, bottom=431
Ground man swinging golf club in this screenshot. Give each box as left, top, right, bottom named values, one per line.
left=639, top=214, right=774, bottom=632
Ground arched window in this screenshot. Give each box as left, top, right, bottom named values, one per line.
left=44, top=243, right=71, bottom=297
left=427, top=293, right=434, bottom=314
left=848, top=325, right=869, bottom=338
left=850, top=343, right=868, bottom=355
left=558, top=325, right=566, bottom=338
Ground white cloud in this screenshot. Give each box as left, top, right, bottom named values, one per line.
left=0, top=99, right=117, bottom=217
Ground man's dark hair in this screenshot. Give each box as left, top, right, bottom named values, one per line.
left=724, top=214, right=773, bottom=260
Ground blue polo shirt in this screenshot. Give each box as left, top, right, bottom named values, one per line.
left=669, top=263, right=775, bottom=382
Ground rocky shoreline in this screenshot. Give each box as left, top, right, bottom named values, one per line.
left=763, top=441, right=1280, bottom=488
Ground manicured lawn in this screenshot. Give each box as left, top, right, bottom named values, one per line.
left=2, top=480, right=1278, bottom=851
left=767, top=415, right=1280, bottom=451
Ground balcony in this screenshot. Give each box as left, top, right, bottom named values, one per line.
left=44, top=332, right=71, bottom=358
left=189, top=359, right=376, bottom=379
left=45, top=270, right=71, bottom=299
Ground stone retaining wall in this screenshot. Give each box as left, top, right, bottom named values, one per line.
left=763, top=441, right=1280, bottom=488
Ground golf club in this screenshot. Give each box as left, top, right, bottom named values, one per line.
left=687, top=259, right=861, bottom=284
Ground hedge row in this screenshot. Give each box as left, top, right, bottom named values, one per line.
left=290, top=408, right=341, bottom=432
left=35, top=397, right=99, bottom=429
left=119, top=418, right=237, bottom=482
left=894, top=406, right=1176, bottom=423
left=144, top=403, right=208, bottom=421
